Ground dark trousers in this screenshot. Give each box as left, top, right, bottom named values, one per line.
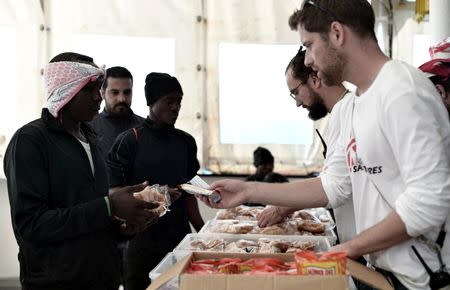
left=123, top=250, right=167, bottom=290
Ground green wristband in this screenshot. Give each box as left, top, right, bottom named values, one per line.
left=104, top=196, right=111, bottom=216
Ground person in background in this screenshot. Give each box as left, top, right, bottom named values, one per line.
left=263, top=172, right=289, bottom=183
left=3, top=52, right=159, bottom=290
left=90, top=66, right=145, bottom=287
left=90, top=66, right=144, bottom=158
left=201, top=1, right=450, bottom=288
left=257, top=48, right=356, bottom=248
left=245, top=146, right=287, bottom=206
left=246, top=146, right=275, bottom=181
left=419, top=38, right=450, bottom=115
left=107, top=72, right=204, bottom=290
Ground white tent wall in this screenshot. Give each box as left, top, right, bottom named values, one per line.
left=0, top=0, right=45, bottom=175
left=205, top=0, right=327, bottom=175
left=45, top=0, right=207, bottom=165
left=0, top=0, right=44, bottom=279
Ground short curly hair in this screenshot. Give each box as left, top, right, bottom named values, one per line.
left=285, top=48, right=316, bottom=83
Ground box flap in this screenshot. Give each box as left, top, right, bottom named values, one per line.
left=347, top=259, right=394, bottom=290
left=181, top=274, right=349, bottom=290
left=147, top=253, right=192, bottom=290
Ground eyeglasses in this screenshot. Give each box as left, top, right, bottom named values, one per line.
left=302, top=0, right=339, bottom=22
left=289, top=81, right=304, bottom=100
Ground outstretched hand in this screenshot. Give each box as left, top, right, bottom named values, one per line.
left=196, top=179, right=255, bottom=209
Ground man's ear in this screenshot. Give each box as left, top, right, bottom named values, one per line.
left=330, top=21, right=345, bottom=47
left=100, top=89, right=106, bottom=100
left=436, top=84, right=450, bottom=104
left=310, top=74, right=321, bottom=89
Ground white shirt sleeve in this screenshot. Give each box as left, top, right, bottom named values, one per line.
left=381, top=84, right=450, bottom=237
left=320, top=97, right=353, bottom=209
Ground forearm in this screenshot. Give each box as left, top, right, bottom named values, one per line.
left=341, top=210, right=411, bottom=259
left=185, top=195, right=204, bottom=232
left=248, top=177, right=329, bottom=208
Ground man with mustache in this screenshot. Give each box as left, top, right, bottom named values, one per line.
left=107, top=72, right=204, bottom=290
left=90, top=66, right=144, bottom=158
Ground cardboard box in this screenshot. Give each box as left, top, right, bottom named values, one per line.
left=147, top=252, right=394, bottom=290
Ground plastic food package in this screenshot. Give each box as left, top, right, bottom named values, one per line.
left=186, top=257, right=297, bottom=275
left=134, top=184, right=171, bottom=217
left=199, top=220, right=337, bottom=245
left=180, top=183, right=222, bottom=203
left=174, top=233, right=331, bottom=254
left=295, top=251, right=347, bottom=275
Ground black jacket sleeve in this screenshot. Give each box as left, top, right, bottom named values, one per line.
left=4, top=131, right=113, bottom=246
left=187, top=134, right=200, bottom=178
left=107, top=130, right=137, bottom=187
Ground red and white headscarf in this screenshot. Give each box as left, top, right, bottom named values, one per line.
left=419, top=37, right=450, bottom=80
left=44, top=61, right=105, bottom=117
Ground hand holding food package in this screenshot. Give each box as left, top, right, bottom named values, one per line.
left=134, top=184, right=171, bottom=217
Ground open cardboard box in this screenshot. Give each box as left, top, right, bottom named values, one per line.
left=147, top=252, right=394, bottom=290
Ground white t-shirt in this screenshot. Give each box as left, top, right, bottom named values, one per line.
left=320, top=91, right=357, bottom=244
left=321, top=60, right=450, bottom=290
left=77, top=139, right=95, bottom=175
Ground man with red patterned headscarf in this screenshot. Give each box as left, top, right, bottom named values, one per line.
left=3, top=52, right=160, bottom=290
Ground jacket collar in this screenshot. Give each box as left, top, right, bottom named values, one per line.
left=100, top=107, right=134, bottom=119
left=144, top=117, right=175, bottom=131
left=42, top=108, right=98, bottom=144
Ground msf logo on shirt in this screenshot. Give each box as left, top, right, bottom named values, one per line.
left=346, top=134, right=383, bottom=174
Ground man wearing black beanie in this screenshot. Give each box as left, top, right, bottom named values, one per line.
left=107, top=72, right=204, bottom=290
left=145, top=72, right=183, bottom=106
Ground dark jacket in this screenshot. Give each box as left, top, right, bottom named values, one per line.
left=4, top=109, right=121, bottom=290
left=89, top=108, right=144, bottom=158
left=107, top=117, right=199, bottom=255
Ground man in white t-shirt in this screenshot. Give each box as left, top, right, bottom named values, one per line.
left=200, top=1, right=450, bottom=289
left=257, top=48, right=356, bottom=245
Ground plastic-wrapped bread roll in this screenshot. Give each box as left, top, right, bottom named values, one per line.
left=133, top=185, right=171, bottom=217
left=180, top=183, right=222, bottom=203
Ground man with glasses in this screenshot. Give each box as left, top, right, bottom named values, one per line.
left=258, top=48, right=356, bottom=246
left=200, top=1, right=450, bottom=289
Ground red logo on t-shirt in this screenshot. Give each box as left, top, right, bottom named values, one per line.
left=346, top=136, right=357, bottom=168
left=346, top=133, right=383, bottom=175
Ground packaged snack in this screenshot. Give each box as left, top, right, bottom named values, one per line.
left=186, top=257, right=295, bottom=275
left=180, top=183, right=222, bottom=203
left=134, top=184, right=171, bottom=217
left=295, top=251, right=347, bottom=275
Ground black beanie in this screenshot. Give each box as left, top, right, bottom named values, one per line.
left=144, top=72, right=183, bottom=106
left=253, top=147, right=274, bottom=166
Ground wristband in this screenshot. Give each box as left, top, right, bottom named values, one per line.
left=104, top=196, right=111, bottom=216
